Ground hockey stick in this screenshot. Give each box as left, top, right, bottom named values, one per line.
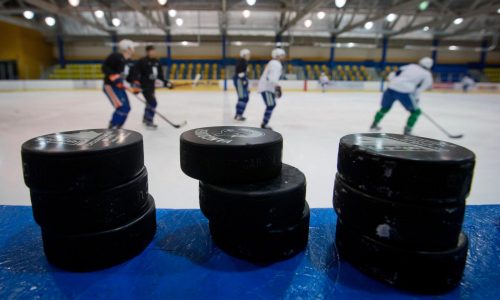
left=164, top=74, right=203, bottom=88
left=130, top=92, right=187, bottom=129
left=421, top=111, right=463, bottom=139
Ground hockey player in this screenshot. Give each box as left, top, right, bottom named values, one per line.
left=102, top=39, right=140, bottom=129
left=234, top=49, right=251, bottom=121
left=370, top=57, right=434, bottom=135
left=461, top=75, right=475, bottom=93
left=131, top=45, right=173, bottom=129
left=257, top=48, right=286, bottom=130
left=319, top=72, right=329, bottom=93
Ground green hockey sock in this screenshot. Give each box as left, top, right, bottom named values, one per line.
left=406, top=109, right=422, bottom=128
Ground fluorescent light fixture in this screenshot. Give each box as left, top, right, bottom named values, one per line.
left=386, top=13, right=397, bottom=22
left=419, top=1, right=429, bottom=11
left=181, top=41, right=188, bottom=46
left=304, top=19, right=312, bottom=28
left=45, top=16, right=56, bottom=26
left=335, top=0, right=347, bottom=8
left=23, top=10, right=34, bottom=20
left=364, top=21, right=374, bottom=30
left=449, top=45, right=458, bottom=51
left=175, top=18, right=183, bottom=26
left=68, top=0, right=80, bottom=7
left=246, top=0, right=256, bottom=6
left=168, top=9, right=177, bottom=17
left=453, top=18, right=463, bottom=25
left=234, top=41, right=243, bottom=46
left=347, top=42, right=354, bottom=48
left=94, top=10, right=104, bottom=18
left=317, top=11, right=326, bottom=20
left=157, top=0, right=168, bottom=5
left=242, top=10, right=251, bottom=18
left=423, top=26, right=430, bottom=31
left=112, top=17, right=121, bottom=27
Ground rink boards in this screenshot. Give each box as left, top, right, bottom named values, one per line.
left=0, top=205, right=498, bottom=300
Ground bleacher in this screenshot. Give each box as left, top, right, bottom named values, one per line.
left=46, top=61, right=498, bottom=83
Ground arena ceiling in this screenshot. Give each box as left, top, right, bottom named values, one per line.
left=0, top=0, right=499, bottom=44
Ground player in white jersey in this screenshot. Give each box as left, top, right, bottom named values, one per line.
left=461, top=75, right=475, bottom=93
left=370, top=57, right=434, bottom=135
left=257, top=48, right=286, bottom=130
left=319, top=72, right=329, bottom=93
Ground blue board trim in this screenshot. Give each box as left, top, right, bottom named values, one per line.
left=0, top=205, right=498, bottom=299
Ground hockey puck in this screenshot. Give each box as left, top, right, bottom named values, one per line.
left=199, top=164, right=306, bottom=227
left=335, top=220, right=468, bottom=294
left=209, top=202, right=310, bottom=263
left=41, top=194, right=156, bottom=272
left=22, top=129, right=144, bottom=192
left=31, top=167, right=149, bottom=233
left=337, top=133, right=475, bottom=205
left=333, top=174, right=465, bottom=250
left=180, top=126, right=282, bottom=183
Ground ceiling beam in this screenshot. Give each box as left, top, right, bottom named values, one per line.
left=334, top=0, right=422, bottom=35
left=219, top=0, right=227, bottom=35
left=123, top=0, right=168, bottom=33
left=277, top=0, right=325, bottom=35
left=24, top=0, right=110, bottom=34
left=388, top=2, right=497, bottom=38
left=0, top=14, right=52, bottom=34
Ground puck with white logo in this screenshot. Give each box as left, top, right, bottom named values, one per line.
left=210, top=202, right=310, bottom=263
left=41, top=194, right=156, bottom=272
left=335, top=220, right=468, bottom=294
left=337, top=133, right=475, bottom=205
left=199, top=164, right=306, bottom=227
left=31, top=167, right=149, bottom=233
left=333, top=174, right=465, bottom=251
left=22, top=129, right=144, bottom=192
left=180, top=126, right=282, bottom=183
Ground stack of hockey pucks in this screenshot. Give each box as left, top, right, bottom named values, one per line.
left=180, top=126, right=309, bottom=263
left=333, top=133, right=475, bottom=293
left=21, top=129, right=156, bottom=271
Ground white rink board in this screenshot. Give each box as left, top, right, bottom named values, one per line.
left=0, top=90, right=499, bottom=208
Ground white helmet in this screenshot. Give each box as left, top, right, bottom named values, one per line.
left=240, top=49, right=251, bottom=58
left=419, top=57, right=433, bottom=69
left=271, top=48, right=286, bottom=59
left=118, top=39, right=136, bottom=52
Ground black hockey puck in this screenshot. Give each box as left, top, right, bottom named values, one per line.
left=41, top=194, right=156, bottom=272
left=180, top=126, right=283, bottom=183
left=337, top=133, right=475, bottom=205
left=335, top=220, right=468, bottom=294
left=22, top=129, right=144, bottom=192
left=209, top=202, right=310, bottom=263
left=333, top=174, right=465, bottom=250
left=199, top=164, right=306, bottom=227
left=31, top=167, right=149, bottom=233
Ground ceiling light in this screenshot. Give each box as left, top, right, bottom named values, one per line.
left=112, top=17, right=121, bottom=27
left=449, top=45, right=458, bottom=51
left=242, top=10, right=251, bottom=18
left=246, top=0, right=256, bottom=6
left=423, top=26, right=430, bottom=31
left=168, top=9, right=177, bottom=17
left=386, top=13, right=397, bottom=22
left=304, top=19, right=312, bottom=28
left=347, top=42, right=354, bottom=48
left=453, top=18, right=463, bottom=25
left=23, top=10, right=34, bottom=20
left=419, top=1, right=429, bottom=11
left=181, top=41, right=188, bottom=46
left=176, top=18, right=183, bottom=26
left=335, top=0, right=347, bottom=8
left=157, top=0, right=168, bottom=5
left=45, top=16, right=56, bottom=27
left=497, top=8, right=500, bottom=14
left=317, top=11, right=326, bottom=20
left=94, top=10, right=104, bottom=18
left=68, top=0, right=80, bottom=7
left=364, top=21, right=373, bottom=30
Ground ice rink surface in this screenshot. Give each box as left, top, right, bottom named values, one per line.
left=0, top=89, right=499, bottom=208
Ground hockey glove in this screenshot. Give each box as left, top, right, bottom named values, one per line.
left=275, top=86, right=282, bottom=98
left=165, top=80, right=174, bottom=89
left=130, top=81, right=141, bottom=94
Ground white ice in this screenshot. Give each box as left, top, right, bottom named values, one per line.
left=0, top=89, right=499, bottom=208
